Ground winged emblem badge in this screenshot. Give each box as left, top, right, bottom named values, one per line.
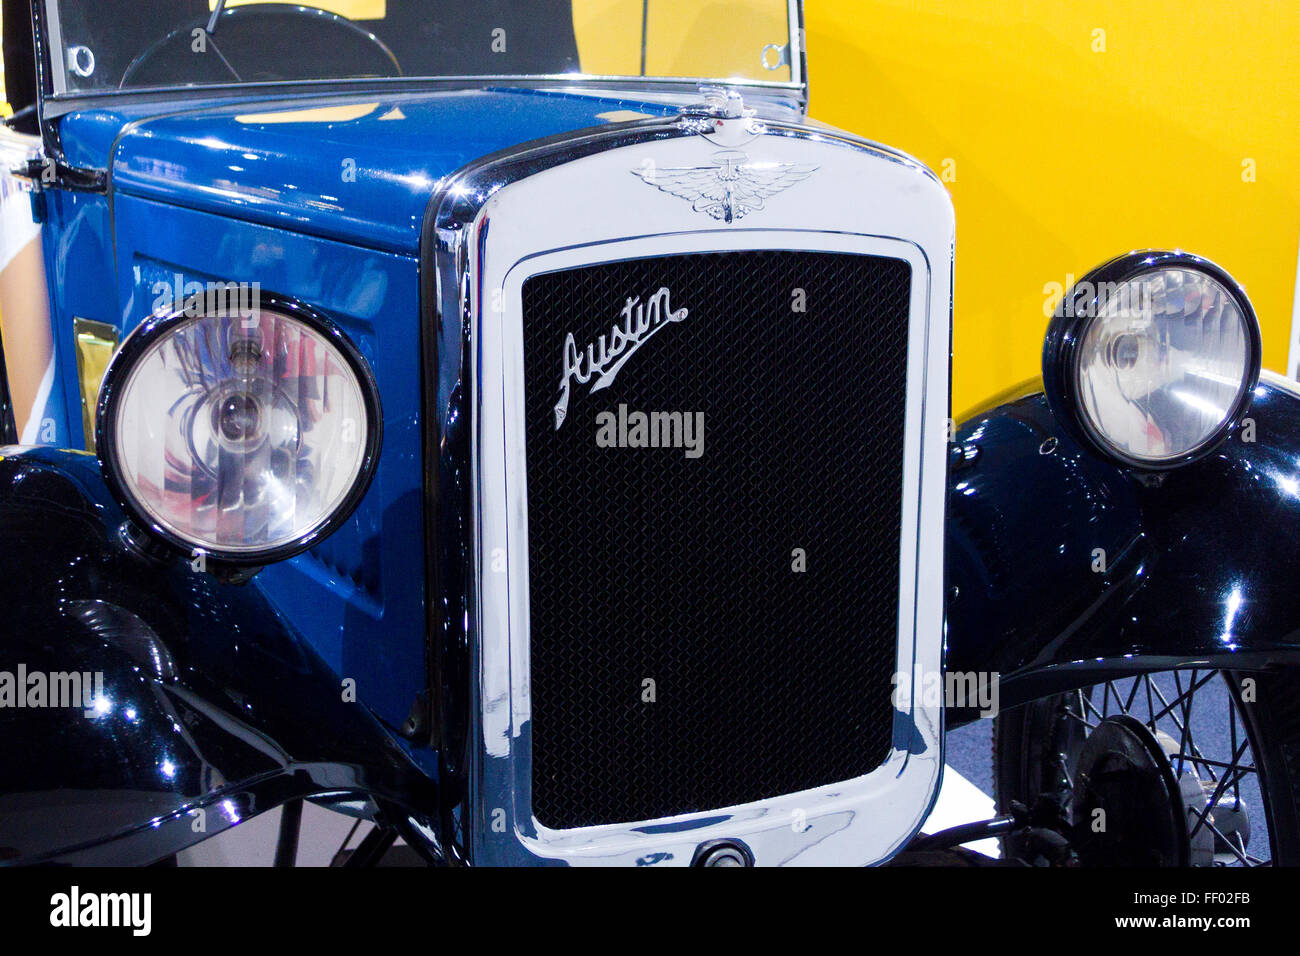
left=633, top=150, right=819, bottom=223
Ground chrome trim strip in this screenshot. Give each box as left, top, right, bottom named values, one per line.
left=39, top=78, right=805, bottom=122
left=427, top=105, right=953, bottom=865
left=38, top=83, right=808, bottom=124
left=47, top=72, right=804, bottom=102
left=42, top=1, right=67, bottom=95
left=790, top=0, right=809, bottom=101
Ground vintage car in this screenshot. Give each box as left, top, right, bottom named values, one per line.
left=1, top=0, right=1298, bottom=868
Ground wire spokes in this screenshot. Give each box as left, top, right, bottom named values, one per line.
left=1059, top=670, right=1268, bottom=867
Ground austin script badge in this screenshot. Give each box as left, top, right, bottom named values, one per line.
left=554, top=287, right=688, bottom=430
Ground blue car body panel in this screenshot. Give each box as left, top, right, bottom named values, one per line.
left=111, top=192, right=427, bottom=730
left=59, top=88, right=679, bottom=253
left=35, top=88, right=678, bottom=733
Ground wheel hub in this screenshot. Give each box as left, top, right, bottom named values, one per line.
left=1071, top=715, right=1189, bottom=865
left=1070, top=715, right=1250, bottom=865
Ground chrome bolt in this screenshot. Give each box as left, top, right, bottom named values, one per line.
left=694, top=841, right=752, bottom=867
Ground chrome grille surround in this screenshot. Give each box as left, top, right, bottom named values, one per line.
left=426, top=107, right=954, bottom=866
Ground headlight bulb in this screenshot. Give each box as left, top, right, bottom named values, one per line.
left=97, top=297, right=380, bottom=562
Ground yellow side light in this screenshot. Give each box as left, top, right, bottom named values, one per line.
left=73, top=318, right=119, bottom=452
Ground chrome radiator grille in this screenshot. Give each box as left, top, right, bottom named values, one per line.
left=521, top=250, right=911, bottom=829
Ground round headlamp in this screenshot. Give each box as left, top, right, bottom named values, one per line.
left=97, top=295, right=381, bottom=564
left=1043, top=251, right=1261, bottom=469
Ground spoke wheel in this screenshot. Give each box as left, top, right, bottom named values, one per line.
left=994, top=669, right=1300, bottom=867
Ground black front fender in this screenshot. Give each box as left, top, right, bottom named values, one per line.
left=946, top=375, right=1300, bottom=718
left=0, top=448, right=436, bottom=864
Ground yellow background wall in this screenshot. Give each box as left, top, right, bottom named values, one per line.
left=805, top=1, right=1300, bottom=418
left=572, top=1, right=792, bottom=81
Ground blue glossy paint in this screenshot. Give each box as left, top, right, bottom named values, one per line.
left=40, top=86, right=680, bottom=732
left=61, top=88, right=680, bottom=253
left=109, top=193, right=424, bottom=730
left=33, top=188, right=110, bottom=449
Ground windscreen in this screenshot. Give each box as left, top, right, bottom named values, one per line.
left=43, top=0, right=797, bottom=94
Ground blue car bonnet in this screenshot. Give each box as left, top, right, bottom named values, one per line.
left=59, top=87, right=682, bottom=253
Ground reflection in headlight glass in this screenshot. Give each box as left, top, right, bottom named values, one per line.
left=1076, top=268, right=1249, bottom=462
left=113, top=310, right=368, bottom=553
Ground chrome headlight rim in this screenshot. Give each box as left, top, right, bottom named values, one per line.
left=1043, top=249, right=1262, bottom=471
left=96, top=292, right=383, bottom=566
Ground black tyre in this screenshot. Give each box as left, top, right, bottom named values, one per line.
left=994, top=669, right=1300, bottom=865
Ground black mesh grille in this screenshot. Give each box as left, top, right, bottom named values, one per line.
left=522, top=250, right=912, bottom=829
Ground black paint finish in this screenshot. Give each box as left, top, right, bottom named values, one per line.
left=946, top=378, right=1300, bottom=725
left=0, top=447, right=436, bottom=864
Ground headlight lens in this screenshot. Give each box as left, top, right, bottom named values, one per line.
left=1047, top=253, right=1260, bottom=468
left=99, top=300, right=380, bottom=562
